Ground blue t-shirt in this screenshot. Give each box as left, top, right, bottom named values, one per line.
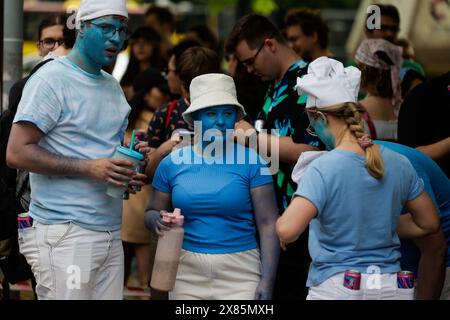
left=152, top=144, right=273, bottom=254
left=14, top=57, right=130, bottom=231
left=295, top=147, right=424, bottom=287
left=377, top=141, right=450, bottom=270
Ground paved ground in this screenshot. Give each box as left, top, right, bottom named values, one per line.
left=1, top=265, right=151, bottom=300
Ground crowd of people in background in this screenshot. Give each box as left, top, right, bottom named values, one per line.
left=1, top=0, right=449, bottom=301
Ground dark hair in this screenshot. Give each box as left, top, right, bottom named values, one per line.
left=37, top=14, right=67, bottom=41
left=401, top=70, right=425, bottom=99
left=176, top=47, right=222, bottom=90
left=186, top=25, right=219, bottom=52
left=360, top=64, right=393, bottom=98
left=62, top=21, right=76, bottom=49
left=145, top=6, right=175, bottom=32
left=233, top=63, right=269, bottom=122
left=120, top=27, right=165, bottom=87
left=378, top=4, right=400, bottom=23
left=167, top=39, right=201, bottom=63
left=366, top=3, right=400, bottom=31
left=284, top=8, right=330, bottom=49
left=225, top=14, right=286, bottom=53
left=128, top=70, right=168, bottom=129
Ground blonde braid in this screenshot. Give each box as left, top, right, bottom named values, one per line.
left=344, top=103, right=384, bottom=179
left=343, top=103, right=366, bottom=139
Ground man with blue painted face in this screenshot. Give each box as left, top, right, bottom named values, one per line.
left=6, top=0, right=146, bottom=300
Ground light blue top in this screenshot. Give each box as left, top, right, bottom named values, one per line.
left=376, top=141, right=450, bottom=269
left=14, top=57, right=130, bottom=231
left=295, top=147, right=424, bottom=287
left=152, top=144, right=273, bottom=254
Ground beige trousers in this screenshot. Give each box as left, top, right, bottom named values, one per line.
left=169, top=249, right=261, bottom=300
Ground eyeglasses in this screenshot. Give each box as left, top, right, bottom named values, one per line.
left=89, top=22, right=131, bottom=39
left=39, top=38, right=64, bottom=49
left=240, top=41, right=265, bottom=68
left=162, top=67, right=177, bottom=79
left=380, top=24, right=400, bottom=33
left=306, top=124, right=318, bottom=137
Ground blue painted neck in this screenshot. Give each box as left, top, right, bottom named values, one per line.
left=67, top=42, right=102, bottom=75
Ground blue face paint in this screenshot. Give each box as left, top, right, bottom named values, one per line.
left=69, top=15, right=128, bottom=74
left=308, top=113, right=335, bottom=151
left=193, top=105, right=238, bottom=145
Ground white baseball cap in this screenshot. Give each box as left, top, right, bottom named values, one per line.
left=296, top=57, right=361, bottom=109
left=182, top=73, right=247, bottom=126
left=76, top=0, right=128, bottom=28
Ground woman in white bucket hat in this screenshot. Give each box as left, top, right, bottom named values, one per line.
left=145, top=73, right=280, bottom=300
left=276, top=57, right=439, bottom=300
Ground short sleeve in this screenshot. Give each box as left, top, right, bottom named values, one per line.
left=147, top=103, right=169, bottom=148
left=152, top=156, right=172, bottom=193
left=294, top=165, right=327, bottom=216
left=405, top=162, right=425, bottom=202
left=249, top=153, right=273, bottom=189
left=13, top=75, right=62, bottom=133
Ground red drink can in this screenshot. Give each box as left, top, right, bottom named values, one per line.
left=343, top=270, right=361, bottom=290
left=18, top=213, right=33, bottom=229
left=397, top=271, right=414, bottom=289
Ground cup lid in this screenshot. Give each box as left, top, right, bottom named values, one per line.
left=116, top=146, right=144, bottom=160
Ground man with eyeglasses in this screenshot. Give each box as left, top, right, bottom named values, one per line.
left=365, top=4, right=401, bottom=43
left=226, top=14, right=323, bottom=300
left=7, top=0, right=147, bottom=300
left=362, top=4, right=425, bottom=99
left=36, top=15, right=66, bottom=57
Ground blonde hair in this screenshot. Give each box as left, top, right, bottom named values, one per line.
left=308, top=103, right=384, bottom=179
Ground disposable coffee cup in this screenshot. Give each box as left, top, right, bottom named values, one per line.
left=106, top=146, right=144, bottom=199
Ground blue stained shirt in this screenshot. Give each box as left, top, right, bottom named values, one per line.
left=152, top=144, right=273, bottom=254
left=295, top=147, right=424, bottom=287
left=376, top=141, right=450, bottom=270
left=13, top=57, right=130, bottom=231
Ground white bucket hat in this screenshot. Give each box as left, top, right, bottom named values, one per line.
left=182, top=73, right=246, bottom=126
left=76, top=0, right=128, bottom=28
left=296, top=57, right=361, bottom=109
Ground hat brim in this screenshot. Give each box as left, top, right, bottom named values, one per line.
left=182, top=91, right=246, bottom=125
left=76, top=9, right=129, bottom=27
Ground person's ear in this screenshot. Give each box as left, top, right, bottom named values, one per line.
left=181, top=86, right=190, bottom=104
left=312, top=32, right=319, bottom=44
left=78, top=21, right=87, bottom=37
left=265, top=38, right=277, bottom=53
left=317, top=111, right=328, bottom=124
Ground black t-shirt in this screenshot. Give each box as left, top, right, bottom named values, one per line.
left=398, top=72, right=450, bottom=177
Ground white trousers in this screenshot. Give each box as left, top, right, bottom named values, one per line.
left=169, top=249, right=262, bottom=300
left=307, top=272, right=415, bottom=300
left=19, top=221, right=124, bottom=300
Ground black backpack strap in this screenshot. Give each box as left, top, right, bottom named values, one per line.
left=29, top=58, right=54, bottom=77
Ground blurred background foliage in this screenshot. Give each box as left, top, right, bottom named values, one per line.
left=136, top=0, right=361, bottom=15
